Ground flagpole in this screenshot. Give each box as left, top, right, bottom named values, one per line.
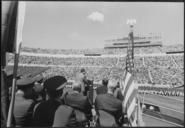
left=6, top=1, right=26, bottom=127
left=6, top=49, right=20, bottom=127
left=128, top=19, right=141, bottom=127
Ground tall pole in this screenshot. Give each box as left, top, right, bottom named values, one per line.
left=6, top=1, right=26, bottom=127
left=128, top=19, right=145, bottom=127
left=6, top=51, right=20, bottom=127
left=127, top=19, right=139, bottom=126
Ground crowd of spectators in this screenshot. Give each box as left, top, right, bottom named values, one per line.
left=161, top=44, right=184, bottom=53
left=150, top=67, right=184, bottom=86
left=144, top=56, right=176, bottom=68
left=8, top=45, right=184, bottom=86
left=21, top=44, right=183, bottom=55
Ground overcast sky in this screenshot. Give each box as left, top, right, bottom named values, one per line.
left=22, top=2, right=184, bottom=49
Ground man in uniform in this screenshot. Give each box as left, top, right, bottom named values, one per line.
left=13, top=76, right=43, bottom=127
left=95, top=79, right=123, bottom=127
left=33, top=75, right=67, bottom=127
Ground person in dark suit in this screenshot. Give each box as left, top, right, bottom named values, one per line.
left=64, top=82, right=91, bottom=115
left=96, top=78, right=108, bottom=95
left=33, top=76, right=67, bottom=127
left=53, top=82, right=92, bottom=127
left=13, top=76, right=43, bottom=127
left=114, top=82, right=124, bottom=101
left=95, top=79, right=123, bottom=127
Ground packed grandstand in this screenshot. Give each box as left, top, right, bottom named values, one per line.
left=7, top=44, right=184, bottom=88
left=4, top=39, right=184, bottom=127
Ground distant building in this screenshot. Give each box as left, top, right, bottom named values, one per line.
left=104, top=33, right=163, bottom=49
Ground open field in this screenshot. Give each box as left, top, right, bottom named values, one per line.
left=139, top=94, right=184, bottom=112
left=139, top=93, right=184, bottom=126
left=142, top=113, right=183, bottom=127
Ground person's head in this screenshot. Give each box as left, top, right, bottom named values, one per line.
left=107, top=79, right=117, bottom=94
left=80, top=68, right=86, bottom=75
left=16, top=77, right=40, bottom=99
left=72, top=82, right=81, bottom=93
left=44, top=76, right=67, bottom=99
left=116, top=81, right=120, bottom=88
left=33, top=75, right=44, bottom=93
left=102, top=78, right=109, bottom=87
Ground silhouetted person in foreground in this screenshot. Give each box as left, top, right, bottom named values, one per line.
left=33, top=76, right=67, bottom=127
left=14, top=76, right=43, bottom=127
left=95, top=79, right=122, bottom=127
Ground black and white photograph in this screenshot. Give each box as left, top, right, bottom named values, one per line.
left=1, top=1, right=184, bottom=127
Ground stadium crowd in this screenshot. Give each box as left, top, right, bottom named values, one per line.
left=20, top=44, right=183, bottom=55
left=8, top=53, right=184, bottom=86
left=4, top=45, right=184, bottom=127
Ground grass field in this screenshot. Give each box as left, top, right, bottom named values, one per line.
left=142, top=114, right=183, bottom=127
left=139, top=94, right=184, bottom=111
left=139, top=93, right=184, bottom=127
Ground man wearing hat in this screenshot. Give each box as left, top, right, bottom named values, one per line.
left=33, top=75, right=67, bottom=127
left=95, top=79, right=123, bottom=127
left=13, top=75, right=44, bottom=127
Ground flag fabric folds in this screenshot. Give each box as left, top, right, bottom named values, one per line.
left=1, top=1, right=26, bottom=54
left=2, top=1, right=26, bottom=127
left=121, top=27, right=138, bottom=126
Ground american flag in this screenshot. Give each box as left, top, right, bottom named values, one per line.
left=121, top=26, right=139, bottom=126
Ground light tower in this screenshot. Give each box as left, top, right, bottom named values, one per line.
left=126, top=19, right=136, bottom=59
left=126, top=19, right=136, bottom=32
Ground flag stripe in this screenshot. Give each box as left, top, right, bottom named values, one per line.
left=129, top=106, right=137, bottom=122
left=127, top=98, right=136, bottom=119
left=130, top=107, right=137, bottom=126
left=123, top=80, right=136, bottom=108
left=122, top=71, right=130, bottom=91
left=123, top=74, right=134, bottom=101
left=125, top=89, right=138, bottom=110
left=121, top=72, right=131, bottom=96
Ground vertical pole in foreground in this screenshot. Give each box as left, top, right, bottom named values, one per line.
left=6, top=1, right=26, bottom=127
left=6, top=52, right=20, bottom=127
left=128, top=19, right=140, bottom=126
left=130, top=23, right=140, bottom=127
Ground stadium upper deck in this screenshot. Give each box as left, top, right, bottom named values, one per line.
left=104, top=33, right=163, bottom=49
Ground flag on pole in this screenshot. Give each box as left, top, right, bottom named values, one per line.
left=3, top=1, right=26, bottom=127
left=2, top=1, right=26, bottom=54
left=121, top=26, right=138, bottom=126
left=14, top=1, right=26, bottom=54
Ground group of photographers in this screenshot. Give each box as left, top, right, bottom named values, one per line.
left=11, top=68, right=128, bottom=127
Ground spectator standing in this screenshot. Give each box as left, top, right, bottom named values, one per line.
left=96, top=78, right=108, bottom=95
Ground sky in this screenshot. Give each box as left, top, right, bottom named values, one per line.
left=22, top=2, right=184, bottom=49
